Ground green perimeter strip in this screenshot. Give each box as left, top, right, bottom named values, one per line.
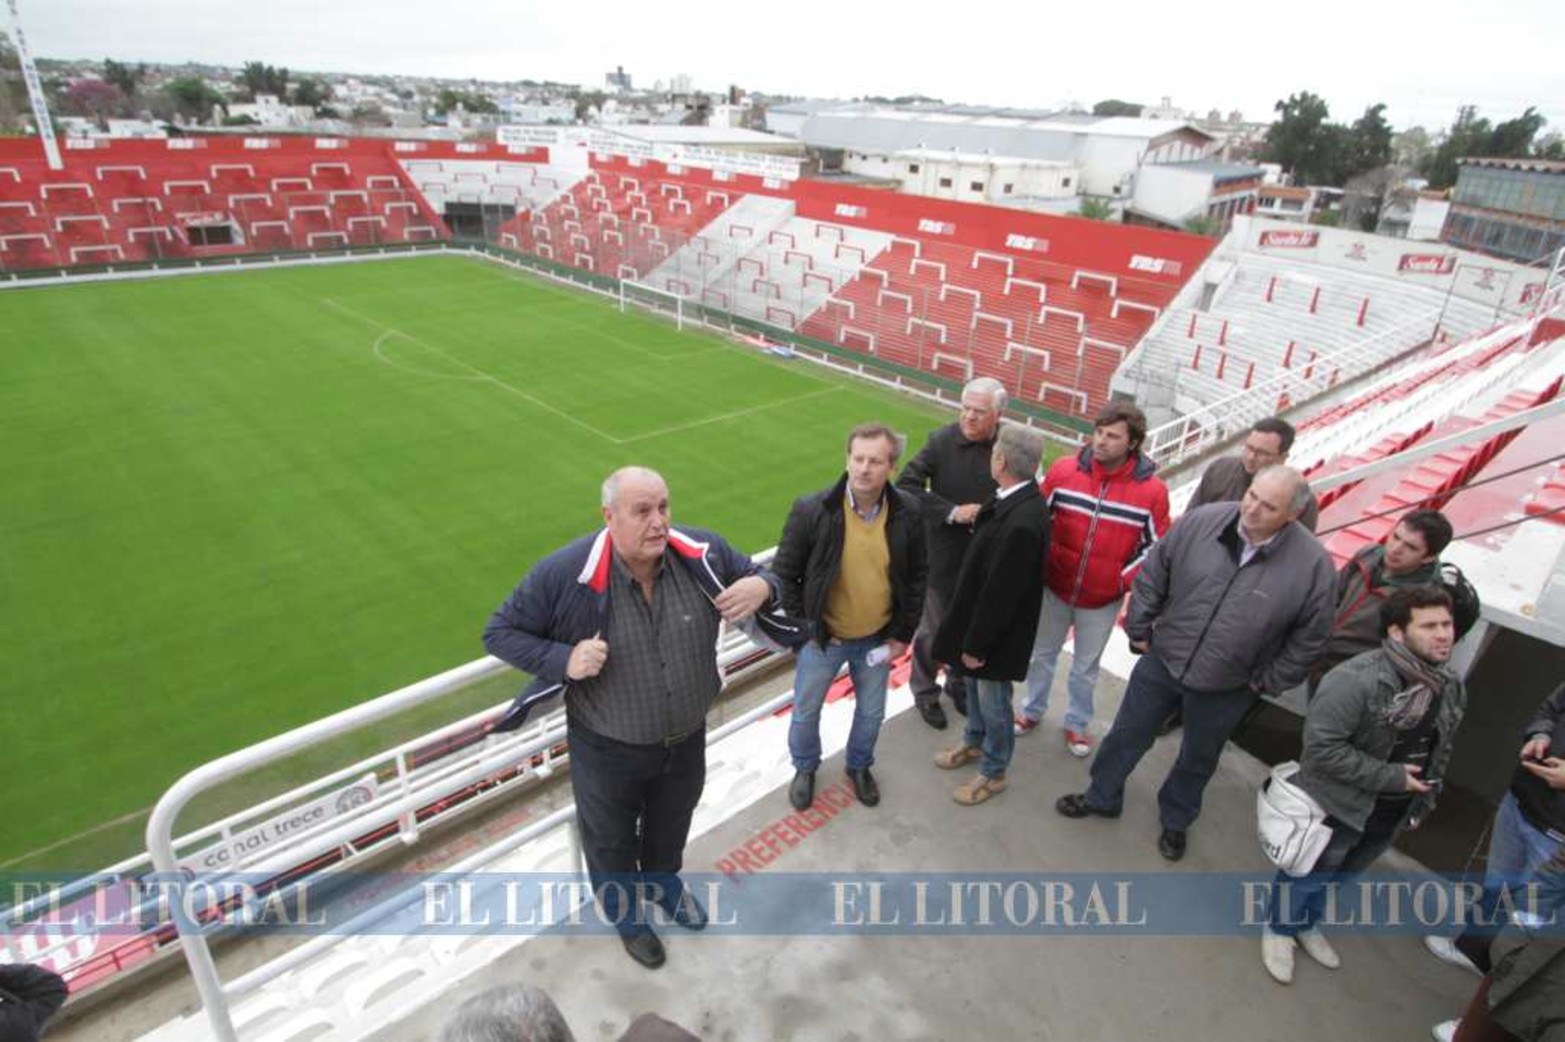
left=0, top=236, right=1094, bottom=437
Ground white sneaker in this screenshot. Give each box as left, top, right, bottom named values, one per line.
left=1262, top=925, right=1296, bottom=984
left=1297, top=926, right=1340, bottom=969
left=1064, top=729, right=1093, bottom=758
left=1431, top=1019, right=1459, bottom=1042
left=1424, top=934, right=1482, bottom=977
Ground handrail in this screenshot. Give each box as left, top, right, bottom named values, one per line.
left=1142, top=307, right=1452, bottom=469
left=141, top=543, right=790, bottom=1041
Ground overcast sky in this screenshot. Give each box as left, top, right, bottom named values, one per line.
left=12, top=0, right=1564, bottom=133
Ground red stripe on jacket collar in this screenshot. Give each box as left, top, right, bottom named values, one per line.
left=577, top=528, right=709, bottom=593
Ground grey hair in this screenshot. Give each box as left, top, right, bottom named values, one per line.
left=962, top=376, right=1008, bottom=414
left=600, top=466, right=667, bottom=509
left=994, top=422, right=1044, bottom=482
left=439, top=984, right=575, bottom=1042
left=1254, top=464, right=1312, bottom=516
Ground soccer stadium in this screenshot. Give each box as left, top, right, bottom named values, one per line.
left=3, top=22, right=1564, bottom=1042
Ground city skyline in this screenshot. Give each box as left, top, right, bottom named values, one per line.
left=9, top=0, right=1564, bottom=134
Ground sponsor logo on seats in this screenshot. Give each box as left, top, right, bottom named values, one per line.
left=1398, top=253, right=1456, bottom=275
left=835, top=204, right=867, bottom=219
left=1520, top=282, right=1546, bottom=304
left=1128, top=254, right=1183, bottom=276
left=1259, top=229, right=1319, bottom=248
left=918, top=218, right=955, bottom=235
left=1005, top=234, right=1050, bottom=254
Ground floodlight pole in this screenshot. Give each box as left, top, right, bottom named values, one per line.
left=5, top=0, right=62, bottom=170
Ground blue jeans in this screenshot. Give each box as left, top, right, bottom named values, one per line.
left=1269, top=799, right=1403, bottom=935
left=1017, top=589, right=1120, bottom=733
left=964, top=678, right=1016, bottom=779
left=789, top=638, right=891, bottom=773
left=1085, top=653, right=1256, bottom=831
left=1486, top=790, right=1563, bottom=891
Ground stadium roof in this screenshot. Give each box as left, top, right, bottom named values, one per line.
left=895, top=146, right=1075, bottom=167
left=799, top=107, right=1212, bottom=163
left=1458, top=156, right=1565, bottom=175
left=610, top=125, right=798, bottom=147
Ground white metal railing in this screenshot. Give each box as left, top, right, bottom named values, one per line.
left=1144, top=249, right=1565, bottom=473
left=1142, top=307, right=1453, bottom=469
left=134, top=543, right=787, bottom=1042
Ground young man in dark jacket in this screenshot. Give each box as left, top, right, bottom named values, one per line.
left=896, top=377, right=1004, bottom=729
left=483, top=467, right=800, bottom=970
left=773, top=423, right=927, bottom=811
left=1263, top=585, right=1467, bottom=984
left=1057, top=466, right=1335, bottom=862
left=1311, top=509, right=1452, bottom=689
left=931, top=423, right=1049, bottom=805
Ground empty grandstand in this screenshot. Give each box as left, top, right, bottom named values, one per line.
left=3, top=121, right=1565, bottom=1042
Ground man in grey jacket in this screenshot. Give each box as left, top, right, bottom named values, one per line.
left=1262, top=585, right=1467, bottom=984
left=1057, top=465, right=1335, bottom=862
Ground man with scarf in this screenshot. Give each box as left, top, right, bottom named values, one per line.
left=1261, top=584, right=1468, bottom=984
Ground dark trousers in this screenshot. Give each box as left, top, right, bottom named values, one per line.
left=910, top=583, right=966, bottom=706
left=1085, top=653, right=1257, bottom=831
left=568, top=723, right=706, bottom=935
left=1269, top=799, right=1403, bottom=935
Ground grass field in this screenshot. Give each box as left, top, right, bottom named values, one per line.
left=0, top=254, right=1068, bottom=871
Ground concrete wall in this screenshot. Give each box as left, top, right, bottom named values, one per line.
left=1132, top=165, right=1212, bottom=225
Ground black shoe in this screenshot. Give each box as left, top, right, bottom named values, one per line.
left=846, top=767, right=880, bottom=807
left=949, top=689, right=968, bottom=717
left=1055, top=793, right=1122, bottom=819
left=620, top=928, right=666, bottom=969
left=659, top=889, right=708, bottom=931
left=917, top=701, right=949, bottom=730
left=789, top=770, right=816, bottom=811
left=1158, top=828, right=1187, bottom=861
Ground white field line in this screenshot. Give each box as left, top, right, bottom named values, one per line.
left=370, top=330, right=488, bottom=382
left=618, top=386, right=843, bottom=444
left=320, top=297, right=621, bottom=443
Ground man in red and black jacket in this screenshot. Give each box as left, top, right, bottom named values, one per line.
left=1014, top=402, right=1169, bottom=758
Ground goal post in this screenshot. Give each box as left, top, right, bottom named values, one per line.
left=618, top=279, right=685, bottom=331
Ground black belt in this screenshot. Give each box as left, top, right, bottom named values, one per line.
left=660, top=729, right=696, bottom=747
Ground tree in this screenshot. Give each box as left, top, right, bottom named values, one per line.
left=239, top=61, right=289, bottom=101
left=349, top=104, right=392, bottom=128
left=292, top=78, right=330, bottom=109
left=1182, top=214, right=1221, bottom=237
left=1489, top=106, right=1546, bottom=157
left=102, top=58, right=146, bottom=99
left=1092, top=99, right=1144, bottom=117
left=435, top=88, right=497, bottom=115
left=1263, top=91, right=1335, bottom=184
left=1078, top=198, right=1117, bottom=221
left=569, top=89, right=605, bottom=122
left=63, top=79, right=125, bottom=126
left=1345, top=104, right=1393, bottom=179
left=163, top=76, right=224, bottom=123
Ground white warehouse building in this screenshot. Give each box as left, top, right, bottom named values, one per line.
left=798, top=106, right=1217, bottom=198
left=842, top=147, right=1079, bottom=206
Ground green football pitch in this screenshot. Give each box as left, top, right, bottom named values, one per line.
left=2, top=254, right=1059, bottom=872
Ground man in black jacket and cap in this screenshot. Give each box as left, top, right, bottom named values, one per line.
left=931, top=422, right=1049, bottom=805
left=897, top=376, right=1005, bottom=729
